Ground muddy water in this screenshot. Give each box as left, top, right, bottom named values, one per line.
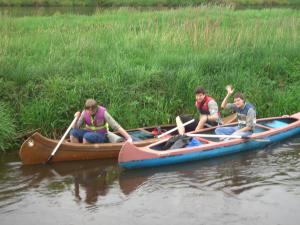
left=1, top=136, right=300, bottom=225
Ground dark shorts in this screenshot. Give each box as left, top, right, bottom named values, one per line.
left=179, top=114, right=218, bottom=131
left=70, top=128, right=107, bottom=143
left=178, top=115, right=199, bottom=132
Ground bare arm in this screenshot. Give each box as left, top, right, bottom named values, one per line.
left=116, top=127, right=133, bottom=142
left=73, top=111, right=84, bottom=128
left=221, top=85, right=234, bottom=109
left=105, top=111, right=132, bottom=142
left=195, top=114, right=206, bottom=131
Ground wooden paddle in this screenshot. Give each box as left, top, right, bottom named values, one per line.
left=187, top=133, right=270, bottom=142
left=46, top=116, right=79, bottom=163
left=157, top=119, right=195, bottom=138
left=222, top=113, right=237, bottom=124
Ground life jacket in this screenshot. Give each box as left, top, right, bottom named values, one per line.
left=195, top=96, right=222, bottom=125
left=195, top=95, right=214, bottom=115
left=235, top=103, right=256, bottom=129
left=83, top=106, right=108, bottom=133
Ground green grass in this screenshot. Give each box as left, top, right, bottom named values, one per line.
left=0, top=102, right=16, bottom=151
left=0, top=6, right=299, bottom=150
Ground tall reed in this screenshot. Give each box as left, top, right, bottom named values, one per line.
left=0, top=102, right=16, bottom=151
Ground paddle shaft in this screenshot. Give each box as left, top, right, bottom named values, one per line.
left=187, top=133, right=243, bottom=139
left=187, top=133, right=269, bottom=141
left=157, top=119, right=195, bottom=138
left=47, top=116, right=78, bottom=163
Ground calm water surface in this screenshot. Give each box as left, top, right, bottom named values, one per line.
left=1, top=137, right=300, bottom=225
left=1, top=5, right=299, bottom=17
left=0, top=6, right=171, bottom=17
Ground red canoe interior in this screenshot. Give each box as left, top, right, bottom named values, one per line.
left=149, top=118, right=297, bottom=151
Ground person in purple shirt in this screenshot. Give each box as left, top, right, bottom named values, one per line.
left=70, top=99, right=132, bottom=144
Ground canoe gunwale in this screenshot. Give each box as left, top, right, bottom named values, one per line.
left=19, top=124, right=177, bottom=165
left=118, top=114, right=300, bottom=169
left=127, top=116, right=300, bottom=153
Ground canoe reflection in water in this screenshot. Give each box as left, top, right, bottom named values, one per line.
left=19, top=141, right=287, bottom=205
left=118, top=151, right=256, bottom=196
left=20, top=159, right=120, bottom=204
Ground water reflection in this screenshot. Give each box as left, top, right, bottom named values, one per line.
left=1, top=4, right=299, bottom=17
left=19, top=159, right=120, bottom=205
left=0, top=6, right=98, bottom=17
left=0, top=6, right=173, bottom=17
left=1, top=151, right=264, bottom=208
left=0, top=136, right=299, bottom=223
left=73, top=163, right=119, bottom=204
left=119, top=137, right=300, bottom=197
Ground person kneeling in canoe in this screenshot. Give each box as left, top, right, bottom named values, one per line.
left=215, top=85, right=256, bottom=138
left=70, top=99, right=132, bottom=144
left=176, top=86, right=222, bottom=135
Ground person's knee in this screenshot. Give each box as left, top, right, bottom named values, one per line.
left=179, top=114, right=194, bottom=123
left=70, top=128, right=77, bottom=137
left=176, top=116, right=183, bottom=124
left=70, top=135, right=77, bottom=140
left=83, top=133, right=94, bottom=143
left=83, top=132, right=105, bottom=143
left=82, top=138, right=89, bottom=144
left=215, top=127, right=227, bottom=135
left=70, top=128, right=82, bottom=138
left=215, top=127, right=222, bottom=135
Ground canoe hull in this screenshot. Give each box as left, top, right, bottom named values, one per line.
left=119, top=113, right=300, bottom=169
left=18, top=113, right=238, bottom=165
left=19, top=132, right=165, bottom=165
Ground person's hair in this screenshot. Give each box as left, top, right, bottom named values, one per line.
left=195, top=86, right=206, bottom=95
left=234, top=92, right=245, bottom=101
left=85, top=99, right=97, bottom=110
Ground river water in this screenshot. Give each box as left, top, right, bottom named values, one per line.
left=0, top=5, right=299, bottom=17
left=1, top=136, right=300, bottom=225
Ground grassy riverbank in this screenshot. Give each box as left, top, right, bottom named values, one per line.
left=0, top=6, right=299, bottom=150
left=0, top=0, right=299, bottom=7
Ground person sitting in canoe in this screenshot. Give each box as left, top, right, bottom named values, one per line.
left=176, top=86, right=222, bottom=135
left=215, top=85, right=256, bottom=138
left=70, top=99, right=132, bottom=143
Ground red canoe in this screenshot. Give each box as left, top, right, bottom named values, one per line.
left=119, top=113, right=300, bottom=169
